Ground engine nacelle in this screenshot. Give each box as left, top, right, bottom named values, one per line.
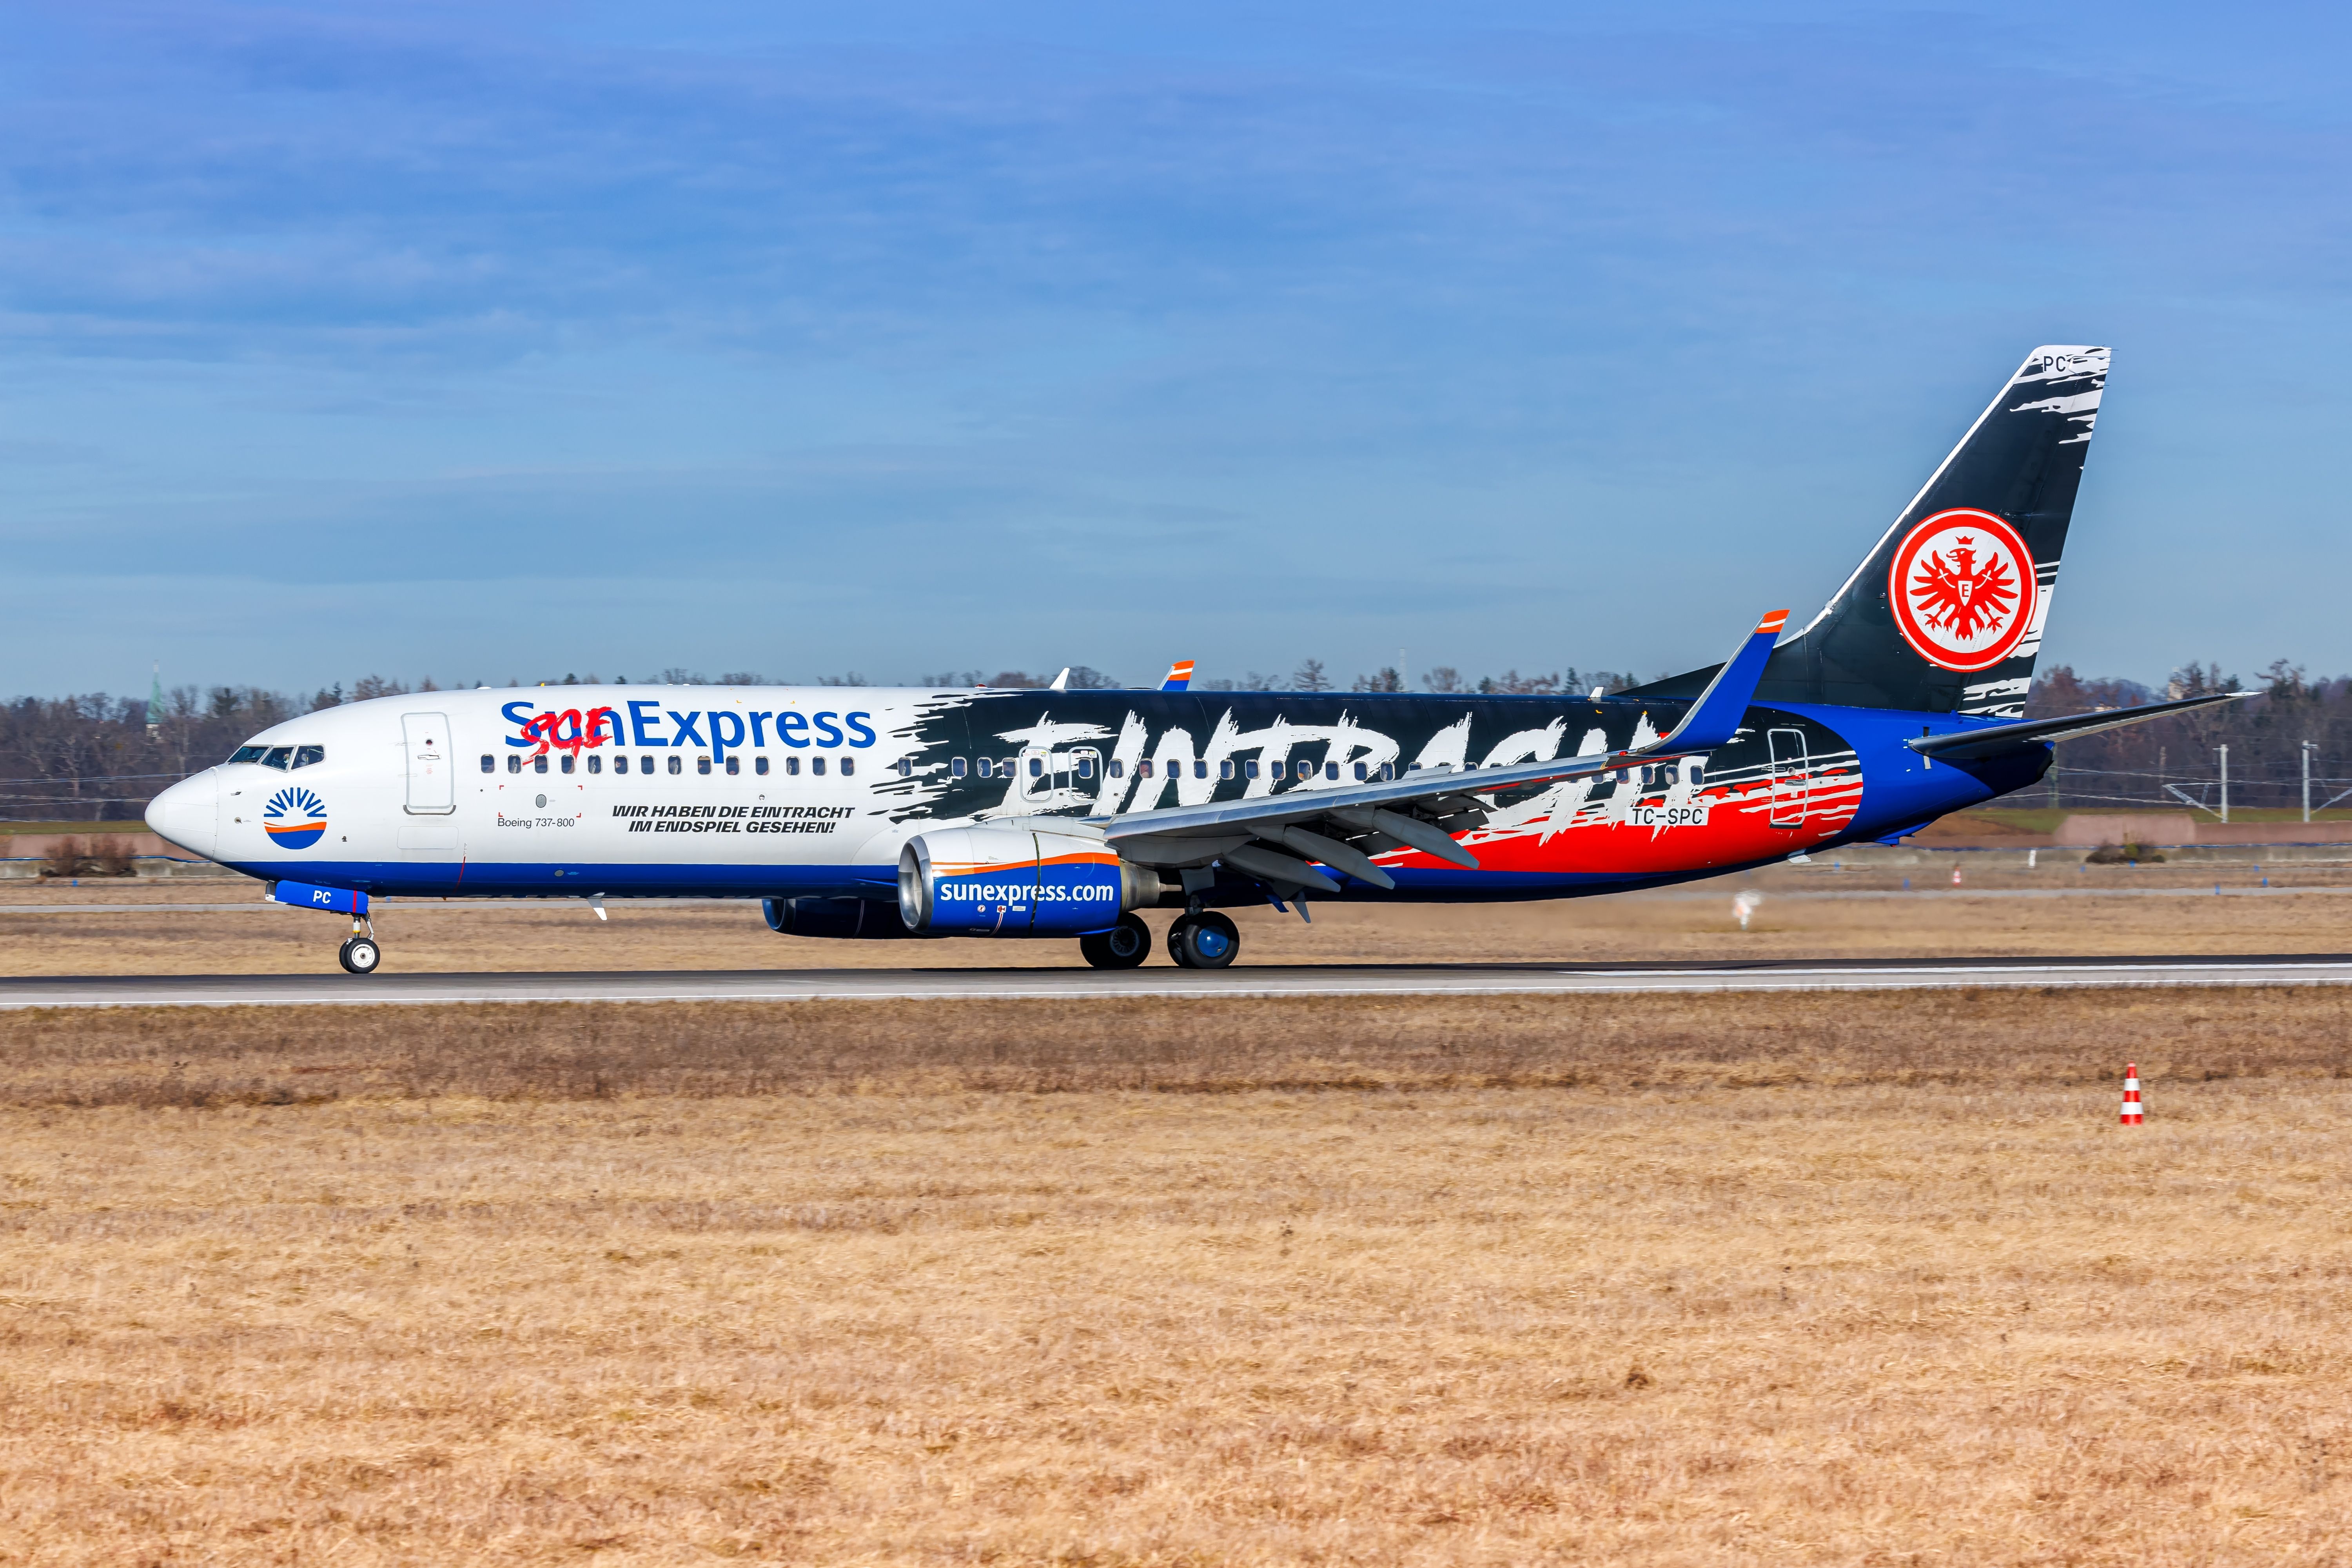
left=898, top=826, right=1161, bottom=936
left=762, top=896, right=917, bottom=939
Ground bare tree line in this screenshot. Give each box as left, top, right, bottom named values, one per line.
left=13, top=659, right=2329, bottom=823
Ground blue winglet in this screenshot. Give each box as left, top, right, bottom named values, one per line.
left=1651, top=609, right=1788, bottom=753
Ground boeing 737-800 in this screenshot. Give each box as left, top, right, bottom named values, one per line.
left=144, top=346, right=2237, bottom=974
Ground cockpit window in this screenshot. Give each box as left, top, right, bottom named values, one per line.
left=261, top=747, right=294, bottom=770
left=229, top=745, right=267, bottom=764
left=293, top=745, right=325, bottom=769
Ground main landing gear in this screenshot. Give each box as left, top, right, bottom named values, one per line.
left=337, top=917, right=382, bottom=975
left=1079, top=913, right=1153, bottom=970
left=1075, top=910, right=1243, bottom=971
left=1166, top=910, right=1240, bottom=969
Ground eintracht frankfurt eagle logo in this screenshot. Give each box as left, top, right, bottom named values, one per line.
left=1887, top=509, right=2036, bottom=672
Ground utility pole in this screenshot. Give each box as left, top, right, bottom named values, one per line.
left=2219, top=744, right=2230, bottom=824
left=2304, top=740, right=2314, bottom=824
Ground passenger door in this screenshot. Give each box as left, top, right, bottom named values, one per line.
left=1768, top=728, right=1809, bottom=829
left=403, top=712, right=456, bottom=815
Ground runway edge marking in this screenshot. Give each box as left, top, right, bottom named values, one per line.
left=7, top=965, right=2352, bottom=1009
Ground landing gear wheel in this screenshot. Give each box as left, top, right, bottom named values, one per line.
left=1168, top=910, right=1240, bottom=969
left=338, top=936, right=382, bottom=975
left=1079, top=913, right=1153, bottom=970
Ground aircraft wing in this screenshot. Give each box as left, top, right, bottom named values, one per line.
left=1907, top=691, right=2249, bottom=761
left=1094, top=611, right=1788, bottom=891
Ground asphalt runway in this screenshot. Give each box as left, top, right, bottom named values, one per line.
left=6, top=953, right=2352, bottom=1008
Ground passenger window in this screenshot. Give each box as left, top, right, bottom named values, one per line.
left=755, top=756, right=769, bottom=776
left=1108, top=759, right=1123, bottom=779
left=951, top=757, right=968, bottom=778
left=975, top=757, right=991, bottom=779
left=481, top=754, right=495, bottom=773
left=1380, top=762, right=1395, bottom=780
left=812, top=757, right=827, bottom=777
left=1194, top=760, right=1208, bottom=779
left=1296, top=761, right=1312, bottom=780
left=894, top=757, right=911, bottom=777
left=1028, top=757, right=1043, bottom=778
left=1220, top=759, right=1235, bottom=780
left=697, top=756, right=711, bottom=775
left=840, top=758, right=854, bottom=777
left=725, top=756, right=739, bottom=775
left=588, top=754, right=602, bottom=775
left=262, top=747, right=293, bottom=769
left=1687, top=763, right=1704, bottom=789
left=508, top=755, right=523, bottom=775
left=1076, top=755, right=1096, bottom=780
left=532, top=755, right=548, bottom=775
left=1324, top=762, right=1338, bottom=780
left=1137, top=760, right=1152, bottom=779
left=1353, top=762, right=1367, bottom=781
left=1243, top=760, right=1259, bottom=780
left=229, top=745, right=268, bottom=764
left=561, top=754, right=575, bottom=775
left=640, top=755, right=655, bottom=775
left=667, top=755, right=682, bottom=775
left=786, top=756, right=800, bottom=776
left=294, top=745, right=325, bottom=769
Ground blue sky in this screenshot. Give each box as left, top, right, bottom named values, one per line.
left=5, top=1, right=2350, bottom=695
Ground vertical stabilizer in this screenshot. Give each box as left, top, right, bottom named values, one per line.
left=1643, top=346, right=2107, bottom=717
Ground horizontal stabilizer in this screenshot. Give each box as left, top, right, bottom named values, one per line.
left=1907, top=691, right=2249, bottom=760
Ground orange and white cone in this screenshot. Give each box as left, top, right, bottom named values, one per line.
left=2120, top=1062, right=2143, bottom=1125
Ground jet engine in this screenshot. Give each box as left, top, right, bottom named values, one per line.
left=898, top=825, right=1163, bottom=936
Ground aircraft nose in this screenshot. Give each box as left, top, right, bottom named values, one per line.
left=145, top=770, right=220, bottom=860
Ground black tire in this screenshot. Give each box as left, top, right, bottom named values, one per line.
left=338, top=936, right=383, bottom=975
left=1171, top=910, right=1240, bottom=969
left=1080, top=913, right=1152, bottom=970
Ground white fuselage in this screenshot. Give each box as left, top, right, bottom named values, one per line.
left=146, top=687, right=923, bottom=899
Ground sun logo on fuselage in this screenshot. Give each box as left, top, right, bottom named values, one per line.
left=263, top=786, right=327, bottom=849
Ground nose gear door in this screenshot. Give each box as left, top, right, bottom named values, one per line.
left=403, top=712, right=456, bottom=815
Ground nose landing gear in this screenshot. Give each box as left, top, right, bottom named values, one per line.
left=267, top=881, right=383, bottom=976
left=336, top=915, right=382, bottom=975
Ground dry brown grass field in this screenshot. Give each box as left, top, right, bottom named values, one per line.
left=3, top=990, right=2352, bottom=1563
left=4, top=858, right=2352, bottom=974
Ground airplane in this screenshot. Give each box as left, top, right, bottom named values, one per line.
left=144, top=345, right=2239, bottom=976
